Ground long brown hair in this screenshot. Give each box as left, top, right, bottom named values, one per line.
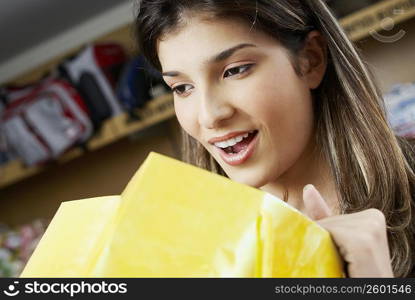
left=135, top=0, right=415, bottom=277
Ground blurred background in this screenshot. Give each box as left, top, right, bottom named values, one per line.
left=0, top=0, right=415, bottom=277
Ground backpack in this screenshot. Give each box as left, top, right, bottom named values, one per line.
left=0, top=78, right=92, bottom=166
left=60, top=44, right=126, bottom=130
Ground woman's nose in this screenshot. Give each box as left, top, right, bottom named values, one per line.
left=198, top=90, right=235, bottom=129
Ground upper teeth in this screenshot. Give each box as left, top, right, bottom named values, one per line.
left=214, top=131, right=254, bottom=148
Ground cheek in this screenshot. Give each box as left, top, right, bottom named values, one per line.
left=262, top=85, right=313, bottom=148
left=241, top=65, right=313, bottom=130
left=174, top=100, right=200, bottom=139
left=242, top=67, right=314, bottom=172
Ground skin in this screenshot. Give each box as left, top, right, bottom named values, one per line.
left=158, top=14, right=393, bottom=277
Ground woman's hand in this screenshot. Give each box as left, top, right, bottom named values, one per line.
left=302, top=184, right=394, bottom=278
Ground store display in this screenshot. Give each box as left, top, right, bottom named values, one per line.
left=384, top=83, right=415, bottom=138
left=44, top=79, right=93, bottom=143
left=0, top=127, right=15, bottom=166
left=21, top=152, right=343, bottom=278
left=116, top=55, right=170, bottom=116
left=0, top=40, right=174, bottom=183
left=0, top=92, right=11, bottom=165
left=0, top=220, right=48, bottom=277
left=93, top=43, right=127, bottom=89
left=60, top=44, right=126, bottom=129
left=0, top=78, right=92, bottom=166
left=2, top=116, right=50, bottom=166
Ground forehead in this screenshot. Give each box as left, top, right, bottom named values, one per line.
left=157, top=15, right=279, bottom=71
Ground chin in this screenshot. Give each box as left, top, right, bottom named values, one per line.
left=225, top=172, right=270, bottom=189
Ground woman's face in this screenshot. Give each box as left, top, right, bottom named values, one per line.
left=158, top=15, right=325, bottom=189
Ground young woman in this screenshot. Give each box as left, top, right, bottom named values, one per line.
left=134, top=0, right=415, bottom=277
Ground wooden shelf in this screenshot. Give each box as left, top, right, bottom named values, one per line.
left=112, top=93, right=176, bottom=139
left=340, top=0, right=415, bottom=41
left=0, top=94, right=174, bottom=189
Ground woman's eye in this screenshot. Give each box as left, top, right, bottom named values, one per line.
left=170, top=64, right=253, bottom=96
left=223, top=64, right=253, bottom=78
left=171, top=84, right=192, bottom=96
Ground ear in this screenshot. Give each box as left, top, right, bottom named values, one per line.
left=298, top=30, right=327, bottom=90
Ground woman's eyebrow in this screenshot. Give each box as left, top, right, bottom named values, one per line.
left=162, top=43, right=257, bottom=77
left=208, top=43, right=257, bottom=64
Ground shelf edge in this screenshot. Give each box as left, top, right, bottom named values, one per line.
left=340, top=0, right=415, bottom=41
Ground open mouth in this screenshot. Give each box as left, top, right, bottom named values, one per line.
left=215, top=130, right=259, bottom=166
left=221, top=130, right=258, bottom=154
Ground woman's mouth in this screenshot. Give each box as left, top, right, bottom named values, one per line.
left=215, top=130, right=259, bottom=166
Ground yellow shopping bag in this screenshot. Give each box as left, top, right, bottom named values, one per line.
left=21, top=152, right=344, bottom=277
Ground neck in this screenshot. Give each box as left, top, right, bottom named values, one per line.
left=259, top=141, right=340, bottom=215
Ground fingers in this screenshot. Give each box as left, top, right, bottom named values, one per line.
left=303, top=184, right=333, bottom=221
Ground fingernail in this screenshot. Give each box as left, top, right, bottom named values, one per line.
left=303, top=184, right=315, bottom=193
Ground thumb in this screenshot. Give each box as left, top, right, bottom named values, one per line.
left=303, top=184, right=333, bottom=221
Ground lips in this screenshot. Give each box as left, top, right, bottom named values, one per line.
left=208, top=130, right=254, bottom=144
left=215, top=130, right=259, bottom=166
